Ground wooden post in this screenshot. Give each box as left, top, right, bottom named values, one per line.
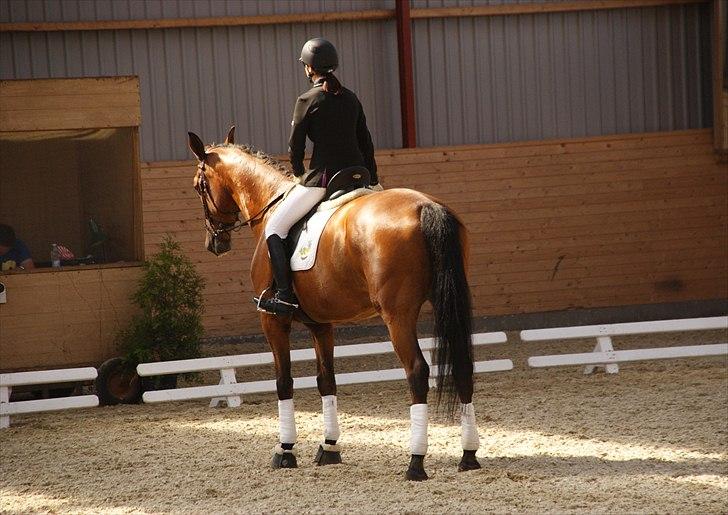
left=395, top=0, right=417, bottom=148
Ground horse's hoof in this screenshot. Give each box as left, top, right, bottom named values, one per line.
left=458, top=450, right=481, bottom=472
left=405, top=454, right=428, bottom=481
left=314, top=444, right=342, bottom=466
left=271, top=452, right=298, bottom=469
left=405, top=467, right=429, bottom=481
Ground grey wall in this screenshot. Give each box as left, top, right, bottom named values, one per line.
left=0, top=0, right=712, bottom=161
left=411, top=0, right=712, bottom=146
left=0, top=0, right=401, bottom=161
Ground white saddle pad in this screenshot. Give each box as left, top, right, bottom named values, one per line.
left=290, top=188, right=373, bottom=271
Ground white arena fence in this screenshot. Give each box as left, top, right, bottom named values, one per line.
left=521, top=316, right=728, bottom=374
left=3, top=318, right=725, bottom=426
left=137, top=332, right=512, bottom=407
left=0, top=367, right=99, bottom=429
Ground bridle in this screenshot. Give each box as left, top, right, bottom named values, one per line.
left=195, top=160, right=286, bottom=239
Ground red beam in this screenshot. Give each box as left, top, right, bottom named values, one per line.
left=395, top=0, right=417, bottom=148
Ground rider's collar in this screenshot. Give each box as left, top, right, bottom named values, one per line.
left=313, top=78, right=325, bottom=87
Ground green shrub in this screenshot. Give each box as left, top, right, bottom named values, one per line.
left=118, top=236, right=205, bottom=365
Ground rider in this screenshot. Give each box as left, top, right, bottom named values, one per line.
left=257, top=37, right=379, bottom=316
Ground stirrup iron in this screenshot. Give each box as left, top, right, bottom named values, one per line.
left=253, top=287, right=272, bottom=313
left=254, top=288, right=299, bottom=315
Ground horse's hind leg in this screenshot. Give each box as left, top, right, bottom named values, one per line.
left=307, top=323, right=342, bottom=466
left=455, top=374, right=482, bottom=472
left=383, top=312, right=430, bottom=481
left=261, top=315, right=298, bottom=469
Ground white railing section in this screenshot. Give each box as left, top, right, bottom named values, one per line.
left=0, top=367, right=99, bottom=429
left=137, top=332, right=512, bottom=406
left=521, top=316, right=728, bottom=374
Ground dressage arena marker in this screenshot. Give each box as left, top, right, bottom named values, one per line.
left=0, top=367, right=99, bottom=429
left=521, top=317, right=728, bottom=374
left=137, top=332, right=511, bottom=406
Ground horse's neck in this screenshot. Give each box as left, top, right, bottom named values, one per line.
left=227, top=153, right=293, bottom=236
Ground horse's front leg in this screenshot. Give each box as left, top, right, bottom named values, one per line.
left=262, top=315, right=298, bottom=469
left=307, top=323, right=342, bottom=466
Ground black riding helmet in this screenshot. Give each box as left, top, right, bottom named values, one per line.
left=299, top=37, right=338, bottom=73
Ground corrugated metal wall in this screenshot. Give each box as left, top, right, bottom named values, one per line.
left=0, top=0, right=712, bottom=161
left=0, top=0, right=401, bottom=162
left=411, top=0, right=712, bottom=146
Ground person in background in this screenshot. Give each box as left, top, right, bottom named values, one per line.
left=0, top=224, right=34, bottom=271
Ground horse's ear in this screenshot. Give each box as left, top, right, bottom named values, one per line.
left=188, top=132, right=206, bottom=162
left=224, top=125, right=235, bottom=145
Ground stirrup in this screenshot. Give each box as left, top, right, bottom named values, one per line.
left=253, top=288, right=299, bottom=315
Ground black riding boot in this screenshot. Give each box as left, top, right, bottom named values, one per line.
left=257, top=234, right=299, bottom=316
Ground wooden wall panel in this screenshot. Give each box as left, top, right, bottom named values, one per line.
left=140, top=129, right=727, bottom=337
left=0, top=266, right=141, bottom=371
left=0, top=77, right=140, bottom=131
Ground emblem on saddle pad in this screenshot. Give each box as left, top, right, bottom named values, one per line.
left=289, top=187, right=376, bottom=272
left=289, top=210, right=338, bottom=272
left=298, top=241, right=313, bottom=260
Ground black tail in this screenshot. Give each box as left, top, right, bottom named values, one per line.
left=420, top=203, right=474, bottom=415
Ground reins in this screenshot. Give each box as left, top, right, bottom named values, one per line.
left=196, top=161, right=288, bottom=237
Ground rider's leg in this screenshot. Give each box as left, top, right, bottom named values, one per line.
left=260, top=185, right=326, bottom=315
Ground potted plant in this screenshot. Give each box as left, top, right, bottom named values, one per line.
left=95, top=236, right=205, bottom=405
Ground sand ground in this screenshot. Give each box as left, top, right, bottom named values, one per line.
left=1, top=330, right=726, bottom=514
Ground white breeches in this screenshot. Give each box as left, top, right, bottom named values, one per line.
left=265, top=185, right=326, bottom=239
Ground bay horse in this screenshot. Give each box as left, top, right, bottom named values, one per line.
left=188, top=127, right=481, bottom=480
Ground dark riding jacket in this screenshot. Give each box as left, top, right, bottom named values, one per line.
left=288, top=78, right=378, bottom=188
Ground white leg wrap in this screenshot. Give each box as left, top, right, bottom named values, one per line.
left=409, top=403, right=428, bottom=456
left=322, top=395, right=340, bottom=442
left=460, top=402, right=480, bottom=451
left=278, top=399, right=297, bottom=444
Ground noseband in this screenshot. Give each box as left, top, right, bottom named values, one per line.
left=195, top=161, right=287, bottom=239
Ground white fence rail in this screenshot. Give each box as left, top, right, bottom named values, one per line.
left=137, top=332, right=512, bottom=406
left=522, top=316, right=728, bottom=374
left=0, top=367, right=99, bottom=428
left=3, top=318, right=723, bottom=426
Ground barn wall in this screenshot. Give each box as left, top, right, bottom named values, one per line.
left=410, top=1, right=712, bottom=146
left=0, top=0, right=401, bottom=161
left=0, top=0, right=711, bottom=161
left=141, top=129, right=728, bottom=337
left=0, top=266, right=142, bottom=371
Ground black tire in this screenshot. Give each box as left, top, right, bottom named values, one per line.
left=141, top=374, right=178, bottom=392
left=95, top=357, right=142, bottom=406
left=48, top=386, right=77, bottom=398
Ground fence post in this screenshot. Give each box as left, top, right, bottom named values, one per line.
left=209, top=368, right=242, bottom=408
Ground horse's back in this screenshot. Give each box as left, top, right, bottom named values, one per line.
left=324, top=188, right=434, bottom=250
left=296, top=188, right=435, bottom=322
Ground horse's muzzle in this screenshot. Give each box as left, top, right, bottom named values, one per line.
left=205, top=232, right=231, bottom=256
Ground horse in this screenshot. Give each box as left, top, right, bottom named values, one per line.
left=188, top=127, right=481, bottom=480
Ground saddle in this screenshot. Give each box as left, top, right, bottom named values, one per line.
left=284, top=166, right=370, bottom=257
